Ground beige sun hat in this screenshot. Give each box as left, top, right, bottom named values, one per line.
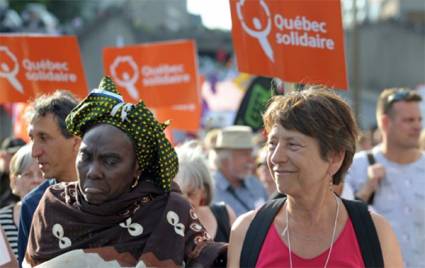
left=215, top=125, right=254, bottom=149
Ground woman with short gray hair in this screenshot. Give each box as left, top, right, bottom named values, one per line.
left=175, top=141, right=236, bottom=243
left=0, top=144, right=43, bottom=259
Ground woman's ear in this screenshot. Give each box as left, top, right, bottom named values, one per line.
left=328, top=151, right=345, bottom=176
left=133, top=162, right=142, bottom=179
left=9, top=174, right=17, bottom=194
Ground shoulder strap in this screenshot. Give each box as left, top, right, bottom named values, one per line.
left=240, top=197, right=286, bottom=267
left=366, top=151, right=376, bottom=165
left=210, top=203, right=231, bottom=241
left=342, top=198, right=384, bottom=268
left=226, top=187, right=251, bottom=211
left=366, top=151, right=377, bottom=204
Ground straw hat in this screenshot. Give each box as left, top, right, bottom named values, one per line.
left=215, top=126, right=254, bottom=149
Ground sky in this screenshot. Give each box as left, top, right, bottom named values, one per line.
left=186, top=0, right=384, bottom=30
left=187, top=0, right=232, bottom=31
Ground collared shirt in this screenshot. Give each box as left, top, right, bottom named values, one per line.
left=212, top=171, right=268, bottom=216
left=17, top=179, right=56, bottom=267
left=346, top=145, right=425, bottom=268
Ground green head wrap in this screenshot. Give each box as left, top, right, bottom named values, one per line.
left=65, top=76, right=178, bottom=192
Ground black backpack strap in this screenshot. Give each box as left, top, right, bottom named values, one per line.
left=366, top=151, right=376, bottom=165
left=240, top=197, right=286, bottom=267
left=210, top=203, right=231, bottom=242
left=366, top=151, right=377, bottom=204
left=342, top=198, right=384, bottom=268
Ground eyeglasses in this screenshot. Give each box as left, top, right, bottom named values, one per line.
left=383, top=89, right=412, bottom=113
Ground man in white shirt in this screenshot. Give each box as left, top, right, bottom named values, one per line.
left=346, top=88, right=424, bottom=267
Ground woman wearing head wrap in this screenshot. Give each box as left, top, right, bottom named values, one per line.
left=24, top=77, right=226, bottom=267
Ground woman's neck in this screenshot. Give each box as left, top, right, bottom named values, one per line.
left=194, top=205, right=217, bottom=239
left=13, top=201, right=22, bottom=226
left=287, top=192, right=337, bottom=226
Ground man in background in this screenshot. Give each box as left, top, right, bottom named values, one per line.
left=212, top=126, right=268, bottom=216
left=346, top=88, right=424, bottom=267
left=17, top=91, right=80, bottom=266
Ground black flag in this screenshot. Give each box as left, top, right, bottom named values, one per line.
left=234, top=77, right=279, bottom=132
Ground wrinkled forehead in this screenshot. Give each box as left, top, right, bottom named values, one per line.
left=81, top=124, right=134, bottom=152
left=29, top=113, right=62, bottom=135
left=267, top=124, right=308, bottom=140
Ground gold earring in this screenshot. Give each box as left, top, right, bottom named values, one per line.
left=131, top=176, right=140, bottom=189
left=328, top=172, right=334, bottom=191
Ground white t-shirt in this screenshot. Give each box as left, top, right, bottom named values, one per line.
left=346, top=145, right=425, bottom=268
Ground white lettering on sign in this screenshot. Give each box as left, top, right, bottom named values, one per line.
left=273, top=14, right=335, bottom=50
left=275, top=32, right=334, bottom=50
left=142, top=64, right=190, bottom=87
left=274, top=15, right=327, bottom=33
left=235, top=0, right=338, bottom=63
left=22, top=59, right=77, bottom=83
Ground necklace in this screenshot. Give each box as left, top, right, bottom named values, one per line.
left=283, top=195, right=340, bottom=268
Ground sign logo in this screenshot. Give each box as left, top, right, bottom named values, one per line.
left=0, top=35, right=88, bottom=103
left=0, top=46, right=23, bottom=93
left=110, top=55, right=140, bottom=100
left=103, top=40, right=199, bottom=107
left=230, top=0, right=347, bottom=89
left=236, top=0, right=274, bottom=62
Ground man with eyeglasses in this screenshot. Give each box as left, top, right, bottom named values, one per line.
left=345, top=88, right=424, bottom=267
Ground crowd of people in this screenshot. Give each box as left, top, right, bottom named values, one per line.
left=0, top=76, right=424, bottom=267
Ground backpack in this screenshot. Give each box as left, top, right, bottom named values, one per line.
left=240, top=197, right=384, bottom=268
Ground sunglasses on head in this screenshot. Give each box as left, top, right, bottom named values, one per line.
left=384, top=89, right=411, bottom=113
left=387, top=90, right=411, bottom=104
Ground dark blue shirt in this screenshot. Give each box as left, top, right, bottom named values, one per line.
left=17, top=179, right=56, bottom=267
left=212, top=171, right=268, bottom=216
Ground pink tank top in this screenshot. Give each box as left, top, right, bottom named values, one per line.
left=256, top=219, right=365, bottom=268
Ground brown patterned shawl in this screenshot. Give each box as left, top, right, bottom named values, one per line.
left=25, top=181, right=226, bottom=267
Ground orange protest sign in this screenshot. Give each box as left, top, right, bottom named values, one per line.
left=154, top=100, right=201, bottom=133
left=103, top=40, right=199, bottom=107
left=12, top=102, right=32, bottom=142
left=152, top=75, right=203, bottom=133
left=230, top=0, right=347, bottom=89
left=0, top=35, right=88, bottom=103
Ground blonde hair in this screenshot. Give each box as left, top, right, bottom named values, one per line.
left=376, top=88, right=422, bottom=118
left=9, top=144, right=33, bottom=178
